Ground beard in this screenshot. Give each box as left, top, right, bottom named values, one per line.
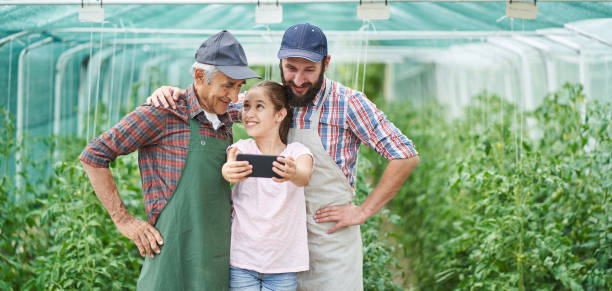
left=280, top=63, right=325, bottom=107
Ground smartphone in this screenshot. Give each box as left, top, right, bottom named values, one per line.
left=236, top=154, right=283, bottom=179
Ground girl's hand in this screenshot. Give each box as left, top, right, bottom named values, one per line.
left=222, top=147, right=252, bottom=183
left=272, top=156, right=297, bottom=183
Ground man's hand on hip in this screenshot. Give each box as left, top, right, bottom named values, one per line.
left=314, top=202, right=367, bottom=234
left=314, top=157, right=420, bottom=235
left=115, top=215, right=164, bottom=258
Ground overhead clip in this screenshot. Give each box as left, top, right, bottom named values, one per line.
left=257, top=0, right=279, bottom=7
left=357, top=0, right=390, bottom=21
left=255, top=0, right=283, bottom=24
left=506, top=0, right=538, bottom=20
left=79, top=0, right=105, bottom=23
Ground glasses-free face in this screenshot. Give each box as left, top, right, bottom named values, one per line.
left=280, top=57, right=328, bottom=107
left=242, top=87, right=286, bottom=140
left=195, top=69, right=245, bottom=115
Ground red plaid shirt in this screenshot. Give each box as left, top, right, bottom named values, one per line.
left=79, top=85, right=233, bottom=225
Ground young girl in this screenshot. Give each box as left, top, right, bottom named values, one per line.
left=222, top=81, right=314, bottom=291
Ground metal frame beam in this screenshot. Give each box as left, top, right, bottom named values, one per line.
left=564, top=23, right=612, bottom=48
left=3, top=0, right=610, bottom=4
left=48, top=27, right=573, bottom=42
left=0, top=31, right=31, bottom=47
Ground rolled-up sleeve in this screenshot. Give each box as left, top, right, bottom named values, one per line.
left=79, top=105, right=166, bottom=168
left=346, top=92, right=418, bottom=160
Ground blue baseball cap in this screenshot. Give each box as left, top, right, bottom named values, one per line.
left=196, top=30, right=261, bottom=80
left=277, top=23, right=327, bottom=63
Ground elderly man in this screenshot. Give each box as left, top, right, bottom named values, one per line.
left=148, top=23, right=419, bottom=291
left=79, top=30, right=260, bottom=290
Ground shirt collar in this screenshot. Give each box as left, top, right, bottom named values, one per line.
left=185, top=84, right=232, bottom=126
left=311, top=77, right=331, bottom=108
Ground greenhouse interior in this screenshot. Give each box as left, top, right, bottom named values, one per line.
left=1, top=0, right=611, bottom=290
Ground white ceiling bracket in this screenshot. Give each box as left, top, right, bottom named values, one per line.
left=357, top=0, right=390, bottom=21
left=79, top=0, right=105, bottom=23
left=255, top=0, right=283, bottom=24
left=506, top=0, right=538, bottom=20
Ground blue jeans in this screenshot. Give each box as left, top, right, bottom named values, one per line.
left=229, top=266, right=297, bottom=291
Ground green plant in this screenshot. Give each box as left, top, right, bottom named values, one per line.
left=386, top=84, right=611, bottom=290
left=25, top=155, right=144, bottom=290
left=0, top=107, right=52, bottom=289
left=355, top=162, right=404, bottom=291
left=1, top=99, right=145, bottom=289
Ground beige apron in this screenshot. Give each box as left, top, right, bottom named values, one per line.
left=288, top=104, right=363, bottom=291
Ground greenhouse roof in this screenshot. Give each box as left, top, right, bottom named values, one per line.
left=2, top=1, right=612, bottom=65
left=2, top=2, right=612, bottom=35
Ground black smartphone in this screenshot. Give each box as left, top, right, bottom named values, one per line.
left=236, top=154, right=283, bottom=179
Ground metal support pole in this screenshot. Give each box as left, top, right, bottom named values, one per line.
left=16, top=37, right=54, bottom=194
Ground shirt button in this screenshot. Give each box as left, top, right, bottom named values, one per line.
left=200, top=140, right=206, bottom=146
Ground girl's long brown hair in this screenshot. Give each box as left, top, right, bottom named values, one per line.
left=251, top=81, right=293, bottom=144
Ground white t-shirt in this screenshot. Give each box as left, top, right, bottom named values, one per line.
left=204, top=110, right=221, bottom=130
left=228, top=138, right=313, bottom=273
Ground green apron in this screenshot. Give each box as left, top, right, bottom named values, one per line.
left=137, top=118, right=231, bottom=291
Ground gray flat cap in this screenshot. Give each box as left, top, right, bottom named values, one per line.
left=195, top=30, right=261, bottom=80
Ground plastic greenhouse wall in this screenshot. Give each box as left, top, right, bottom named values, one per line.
left=1, top=1, right=611, bottom=290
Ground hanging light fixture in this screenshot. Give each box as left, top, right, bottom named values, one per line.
left=506, top=0, right=538, bottom=20
left=79, top=0, right=104, bottom=23
left=357, top=0, right=390, bottom=21
left=255, top=0, right=283, bottom=24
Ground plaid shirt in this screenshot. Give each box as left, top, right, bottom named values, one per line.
left=80, top=85, right=233, bottom=225
left=230, top=77, right=418, bottom=189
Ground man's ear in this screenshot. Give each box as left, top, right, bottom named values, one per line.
left=323, top=55, right=331, bottom=72
left=194, top=68, right=206, bottom=84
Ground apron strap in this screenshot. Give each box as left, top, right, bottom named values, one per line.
left=189, top=118, right=200, bottom=144
left=310, top=103, right=323, bottom=130
left=309, top=77, right=331, bottom=130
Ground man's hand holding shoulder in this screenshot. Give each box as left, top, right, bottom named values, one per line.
left=146, top=86, right=184, bottom=109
